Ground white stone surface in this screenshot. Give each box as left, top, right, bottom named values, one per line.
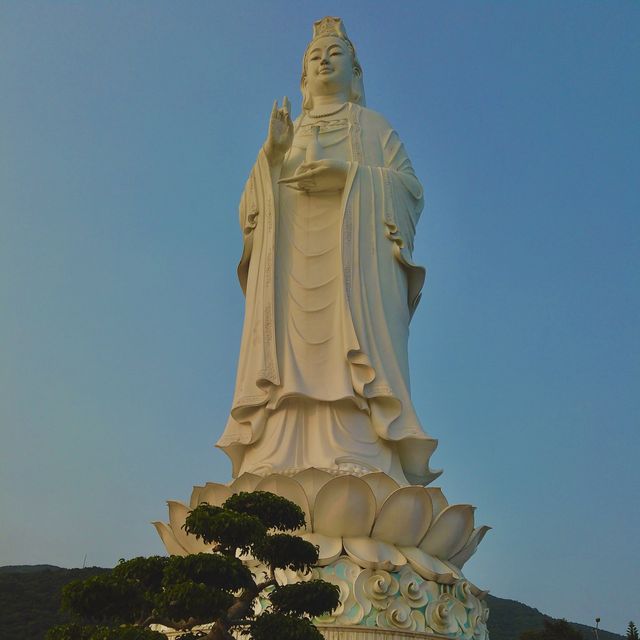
left=154, top=471, right=490, bottom=576
left=215, top=16, right=440, bottom=487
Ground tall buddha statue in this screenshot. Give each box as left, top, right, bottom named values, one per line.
left=217, top=17, right=440, bottom=487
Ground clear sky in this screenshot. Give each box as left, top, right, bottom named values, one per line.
left=1, top=1, right=638, bottom=635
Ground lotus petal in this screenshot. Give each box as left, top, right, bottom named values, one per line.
left=398, top=546, right=457, bottom=584
left=300, top=532, right=343, bottom=566
left=419, top=504, right=475, bottom=560
left=167, top=500, right=211, bottom=554
left=313, top=476, right=376, bottom=537
left=439, top=559, right=464, bottom=580
left=229, top=472, right=261, bottom=494
left=469, top=584, right=489, bottom=599
left=292, top=468, right=333, bottom=512
left=343, top=537, right=406, bottom=571
left=189, top=485, right=206, bottom=509
left=425, top=487, right=448, bottom=518
left=360, top=472, right=400, bottom=513
left=372, top=486, right=432, bottom=546
left=191, top=482, right=232, bottom=508
left=449, top=525, right=492, bottom=569
left=153, top=521, right=188, bottom=557
left=256, top=475, right=311, bottom=531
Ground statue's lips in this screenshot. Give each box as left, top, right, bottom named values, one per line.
left=318, top=67, right=333, bottom=75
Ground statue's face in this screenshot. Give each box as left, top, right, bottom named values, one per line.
left=305, top=36, right=354, bottom=98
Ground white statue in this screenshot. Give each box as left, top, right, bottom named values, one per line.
left=217, top=17, right=440, bottom=486
left=158, top=24, right=490, bottom=631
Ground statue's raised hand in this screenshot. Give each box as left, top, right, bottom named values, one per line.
left=263, top=97, right=293, bottom=167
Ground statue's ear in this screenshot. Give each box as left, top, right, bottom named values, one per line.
left=301, top=76, right=312, bottom=111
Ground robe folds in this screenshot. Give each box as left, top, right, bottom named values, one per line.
left=217, top=103, right=441, bottom=486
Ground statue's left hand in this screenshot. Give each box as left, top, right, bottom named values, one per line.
left=278, top=159, right=349, bottom=192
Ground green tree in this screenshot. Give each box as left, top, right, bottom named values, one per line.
left=520, top=619, right=584, bottom=640
left=47, top=492, right=340, bottom=640
left=627, top=622, right=639, bottom=640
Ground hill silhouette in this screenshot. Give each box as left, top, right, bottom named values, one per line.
left=1, top=565, right=110, bottom=639
left=485, top=594, right=622, bottom=640
left=0, top=565, right=624, bottom=640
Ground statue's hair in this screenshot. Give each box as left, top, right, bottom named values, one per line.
left=300, top=34, right=366, bottom=111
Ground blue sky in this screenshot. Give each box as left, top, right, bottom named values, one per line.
left=1, top=1, right=638, bottom=634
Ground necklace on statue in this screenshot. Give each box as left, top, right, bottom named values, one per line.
left=308, top=102, right=347, bottom=118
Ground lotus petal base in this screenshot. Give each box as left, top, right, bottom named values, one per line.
left=154, top=471, right=490, bottom=640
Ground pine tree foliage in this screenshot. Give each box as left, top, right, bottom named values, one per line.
left=46, top=492, right=340, bottom=640
left=627, top=622, right=639, bottom=640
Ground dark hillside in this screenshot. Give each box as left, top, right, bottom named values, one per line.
left=0, top=564, right=61, bottom=574
left=1, top=565, right=109, bottom=640
left=486, top=594, right=623, bottom=640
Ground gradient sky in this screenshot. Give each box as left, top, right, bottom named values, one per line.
left=1, top=1, right=638, bottom=635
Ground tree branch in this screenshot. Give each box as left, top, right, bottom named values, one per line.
left=204, top=620, right=234, bottom=640
left=139, top=615, right=206, bottom=631
left=255, top=578, right=277, bottom=592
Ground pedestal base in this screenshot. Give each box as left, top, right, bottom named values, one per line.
left=318, top=627, right=448, bottom=639
left=267, top=557, right=489, bottom=640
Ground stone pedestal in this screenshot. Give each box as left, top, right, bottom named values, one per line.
left=319, top=627, right=448, bottom=639
left=265, top=557, right=489, bottom=640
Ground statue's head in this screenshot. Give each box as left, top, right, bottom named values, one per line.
left=301, top=17, right=365, bottom=111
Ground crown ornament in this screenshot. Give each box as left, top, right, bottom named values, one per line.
left=312, top=16, right=350, bottom=42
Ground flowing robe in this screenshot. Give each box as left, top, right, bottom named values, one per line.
left=217, top=103, right=440, bottom=486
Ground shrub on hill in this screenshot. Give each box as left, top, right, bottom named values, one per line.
left=521, top=619, right=585, bottom=640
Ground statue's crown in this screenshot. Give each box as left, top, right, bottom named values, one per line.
left=311, top=16, right=350, bottom=42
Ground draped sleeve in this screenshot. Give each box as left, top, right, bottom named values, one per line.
left=236, top=163, right=259, bottom=296
left=350, top=107, right=427, bottom=318
left=379, top=126, right=426, bottom=318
